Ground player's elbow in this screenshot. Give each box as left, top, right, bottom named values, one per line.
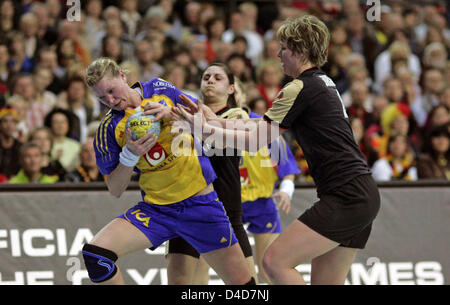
left=105, top=176, right=126, bottom=198
left=107, top=185, right=123, bottom=198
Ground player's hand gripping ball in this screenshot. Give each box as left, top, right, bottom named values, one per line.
left=126, top=111, right=161, bottom=140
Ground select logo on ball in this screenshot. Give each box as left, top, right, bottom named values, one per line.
left=126, top=111, right=161, bottom=140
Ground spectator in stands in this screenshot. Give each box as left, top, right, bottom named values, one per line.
left=18, top=12, right=43, bottom=60
left=30, top=2, right=57, bottom=47
left=371, top=133, right=418, bottom=181
left=9, top=141, right=58, bottom=183
left=7, top=33, right=34, bottom=74
left=44, top=108, right=80, bottom=172
left=55, top=37, right=81, bottom=75
left=83, top=0, right=104, bottom=55
left=345, top=9, right=380, bottom=76
left=0, top=107, right=22, bottom=180
left=119, top=60, right=140, bottom=86
left=341, top=65, right=372, bottom=109
left=62, top=76, right=99, bottom=143
left=57, top=20, right=91, bottom=67
left=411, top=68, right=445, bottom=128
left=36, top=47, right=66, bottom=94
left=204, top=16, right=226, bottom=63
left=439, top=85, right=450, bottom=110
left=255, top=59, right=283, bottom=109
left=182, top=0, right=202, bottom=37
left=222, top=10, right=264, bottom=66
left=33, top=66, right=58, bottom=111
left=65, top=137, right=104, bottom=183
left=232, top=35, right=252, bottom=68
left=382, top=76, right=406, bottom=106
left=28, top=126, right=66, bottom=181
left=134, top=38, right=164, bottom=81
left=96, top=17, right=134, bottom=62
left=262, top=39, right=280, bottom=62
left=188, top=38, right=209, bottom=76
left=374, top=41, right=421, bottom=94
left=101, top=35, right=125, bottom=65
left=45, top=0, right=62, bottom=30
left=422, top=42, right=448, bottom=71
left=416, top=123, right=450, bottom=180
left=328, top=20, right=350, bottom=52
left=350, top=116, right=378, bottom=167
left=0, top=42, right=9, bottom=95
left=227, top=53, right=253, bottom=84
left=247, top=97, right=268, bottom=117
left=238, top=2, right=259, bottom=33
left=0, top=0, right=16, bottom=41
left=326, top=44, right=352, bottom=93
left=214, top=41, right=234, bottom=64
left=346, top=81, right=375, bottom=128
left=162, top=62, right=199, bottom=99
left=6, top=95, right=28, bottom=141
left=12, top=73, right=52, bottom=132
left=119, top=0, right=141, bottom=40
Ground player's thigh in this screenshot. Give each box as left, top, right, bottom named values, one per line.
left=166, top=253, right=199, bottom=284
left=311, top=246, right=357, bottom=285
left=264, top=220, right=339, bottom=268
left=90, top=218, right=153, bottom=257
left=202, top=243, right=250, bottom=284
left=254, top=233, right=278, bottom=259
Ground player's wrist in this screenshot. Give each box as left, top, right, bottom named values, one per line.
left=279, top=179, right=295, bottom=199
left=119, top=145, right=140, bottom=167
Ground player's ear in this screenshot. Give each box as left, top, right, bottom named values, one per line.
left=119, top=70, right=127, bottom=83
left=228, top=83, right=235, bottom=96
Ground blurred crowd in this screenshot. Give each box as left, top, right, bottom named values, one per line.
left=0, top=0, right=449, bottom=184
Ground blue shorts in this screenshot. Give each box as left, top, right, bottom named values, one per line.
left=118, top=191, right=238, bottom=254
left=242, top=197, right=282, bottom=234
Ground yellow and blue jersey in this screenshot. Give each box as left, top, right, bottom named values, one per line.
left=94, top=78, right=216, bottom=205
left=239, top=110, right=300, bottom=202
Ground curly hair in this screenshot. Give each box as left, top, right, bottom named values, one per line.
left=276, top=15, right=330, bottom=67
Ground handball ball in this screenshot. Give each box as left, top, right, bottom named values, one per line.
left=126, top=111, right=161, bottom=140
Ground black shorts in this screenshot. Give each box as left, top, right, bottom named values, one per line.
left=298, top=174, right=380, bottom=249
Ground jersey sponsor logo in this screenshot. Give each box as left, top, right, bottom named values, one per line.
left=153, top=80, right=176, bottom=90
left=144, top=143, right=167, bottom=167
left=239, top=168, right=250, bottom=186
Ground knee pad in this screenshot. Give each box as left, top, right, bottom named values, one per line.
left=82, top=244, right=118, bottom=283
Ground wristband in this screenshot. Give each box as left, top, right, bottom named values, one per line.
left=279, top=179, right=295, bottom=199
left=119, top=145, right=140, bottom=167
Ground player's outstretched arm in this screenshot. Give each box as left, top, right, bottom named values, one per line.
left=172, top=102, right=282, bottom=152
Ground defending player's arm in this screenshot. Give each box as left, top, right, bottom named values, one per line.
left=172, top=99, right=281, bottom=152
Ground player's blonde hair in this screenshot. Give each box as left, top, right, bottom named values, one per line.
left=277, top=15, right=330, bottom=67
left=85, top=57, right=124, bottom=88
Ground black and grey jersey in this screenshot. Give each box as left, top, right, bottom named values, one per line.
left=264, top=67, right=370, bottom=196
